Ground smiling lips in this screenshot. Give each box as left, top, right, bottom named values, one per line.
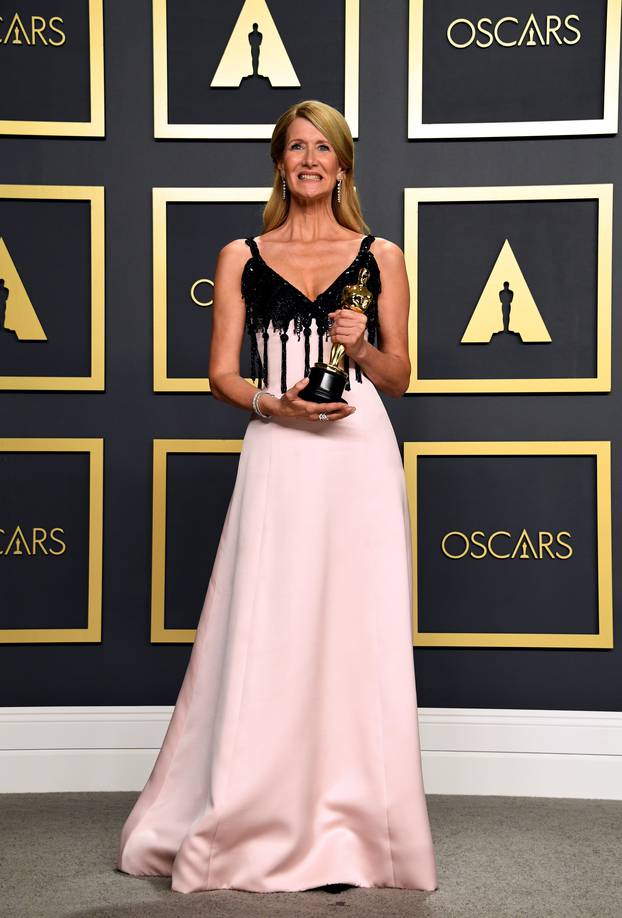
left=298, top=173, right=322, bottom=181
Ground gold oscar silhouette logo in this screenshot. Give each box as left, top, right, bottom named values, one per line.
left=446, top=14, right=581, bottom=49
left=0, top=13, right=66, bottom=46
left=441, top=529, right=573, bottom=560
left=0, top=237, right=47, bottom=340
left=461, top=239, right=551, bottom=344
left=211, top=0, right=300, bottom=87
left=0, top=524, right=67, bottom=555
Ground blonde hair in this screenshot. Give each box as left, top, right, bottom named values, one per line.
left=262, top=100, right=370, bottom=234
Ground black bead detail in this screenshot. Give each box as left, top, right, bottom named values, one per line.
left=240, top=236, right=382, bottom=392
left=249, top=329, right=259, bottom=383
left=303, top=325, right=312, bottom=377
left=280, top=331, right=289, bottom=393
left=262, top=330, right=269, bottom=389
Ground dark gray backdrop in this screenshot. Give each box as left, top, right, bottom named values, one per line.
left=0, top=1, right=620, bottom=710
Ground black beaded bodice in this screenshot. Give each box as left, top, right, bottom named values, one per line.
left=241, top=234, right=381, bottom=394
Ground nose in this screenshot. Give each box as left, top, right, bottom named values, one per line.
left=301, top=147, right=317, bottom=167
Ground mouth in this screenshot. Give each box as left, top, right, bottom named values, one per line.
left=297, top=173, right=323, bottom=181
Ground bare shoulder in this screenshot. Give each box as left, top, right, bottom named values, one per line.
left=216, top=239, right=251, bottom=274
left=369, top=236, right=405, bottom=270
left=216, top=237, right=252, bottom=269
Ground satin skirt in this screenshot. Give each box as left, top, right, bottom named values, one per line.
left=116, top=338, right=438, bottom=893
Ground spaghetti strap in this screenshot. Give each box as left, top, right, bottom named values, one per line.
left=245, top=237, right=260, bottom=257
left=360, top=234, right=375, bottom=253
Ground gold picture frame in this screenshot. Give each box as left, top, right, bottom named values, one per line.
left=152, top=0, right=360, bottom=139
left=404, top=184, right=613, bottom=393
left=151, top=438, right=243, bottom=643
left=153, top=186, right=271, bottom=392
left=0, top=438, right=104, bottom=643
left=408, top=0, right=621, bottom=138
left=0, top=183, right=105, bottom=391
left=404, top=440, right=613, bottom=649
left=0, top=0, right=105, bottom=137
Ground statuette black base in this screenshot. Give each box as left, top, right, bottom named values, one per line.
left=297, top=363, right=348, bottom=404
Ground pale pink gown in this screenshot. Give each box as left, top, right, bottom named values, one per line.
left=116, top=236, right=438, bottom=893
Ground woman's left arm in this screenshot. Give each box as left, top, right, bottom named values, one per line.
left=328, top=238, right=411, bottom=398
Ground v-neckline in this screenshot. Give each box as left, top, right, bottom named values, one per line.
left=252, top=234, right=372, bottom=304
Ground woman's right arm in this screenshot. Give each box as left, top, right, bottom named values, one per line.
left=208, top=240, right=274, bottom=414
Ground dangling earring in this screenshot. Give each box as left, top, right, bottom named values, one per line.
left=336, top=178, right=342, bottom=204
left=281, top=176, right=287, bottom=200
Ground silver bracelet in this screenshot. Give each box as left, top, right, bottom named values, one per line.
left=252, top=389, right=276, bottom=419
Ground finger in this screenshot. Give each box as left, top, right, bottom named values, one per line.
left=286, top=378, right=309, bottom=399
left=320, top=408, right=355, bottom=422
left=294, top=400, right=335, bottom=417
left=331, top=323, right=366, bottom=338
left=335, top=319, right=366, bottom=330
left=316, top=402, right=349, bottom=411
left=324, top=406, right=353, bottom=416
left=332, top=319, right=367, bottom=329
left=306, top=405, right=336, bottom=420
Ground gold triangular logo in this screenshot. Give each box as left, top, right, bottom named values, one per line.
left=3, top=13, right=31, bottom=46
left=4, top=525, right=32, bottom=555
left=0, top=237, right=47, bottom=341
left=461, top=239, right=551, bottom=344
left=211, top=0, right=300, bottom=88
left=511, top=528, right=539, bottom=560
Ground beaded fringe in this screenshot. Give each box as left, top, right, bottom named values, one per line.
left=251, top=324, right=367, bottom=394
left=241, top=237, right=381, bottom=394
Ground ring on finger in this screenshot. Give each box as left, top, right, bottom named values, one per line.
left=318, top=411, right=329, bottom=422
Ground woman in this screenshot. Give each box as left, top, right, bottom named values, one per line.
left=116, top=99, right=439, bottom=895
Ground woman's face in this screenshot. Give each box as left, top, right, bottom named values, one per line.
left=279, top=116, right=344, bottom=202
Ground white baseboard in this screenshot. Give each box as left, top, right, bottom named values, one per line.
left=1, top=706, right=621, bottom=798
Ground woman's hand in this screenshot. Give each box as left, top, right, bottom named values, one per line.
left=264, top=378, right=356, bottom=422
left=327, top=308, right=368, bottom=361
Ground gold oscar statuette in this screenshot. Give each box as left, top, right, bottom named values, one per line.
left=298, top=267, right=373, bottom=403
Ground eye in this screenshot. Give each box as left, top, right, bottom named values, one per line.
left=290, top=142, right=302, bottom=149
left=318, top=143, right=330, bottom=151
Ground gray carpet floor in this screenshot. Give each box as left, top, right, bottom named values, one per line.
left=2, top=793, right=621, bottom=918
